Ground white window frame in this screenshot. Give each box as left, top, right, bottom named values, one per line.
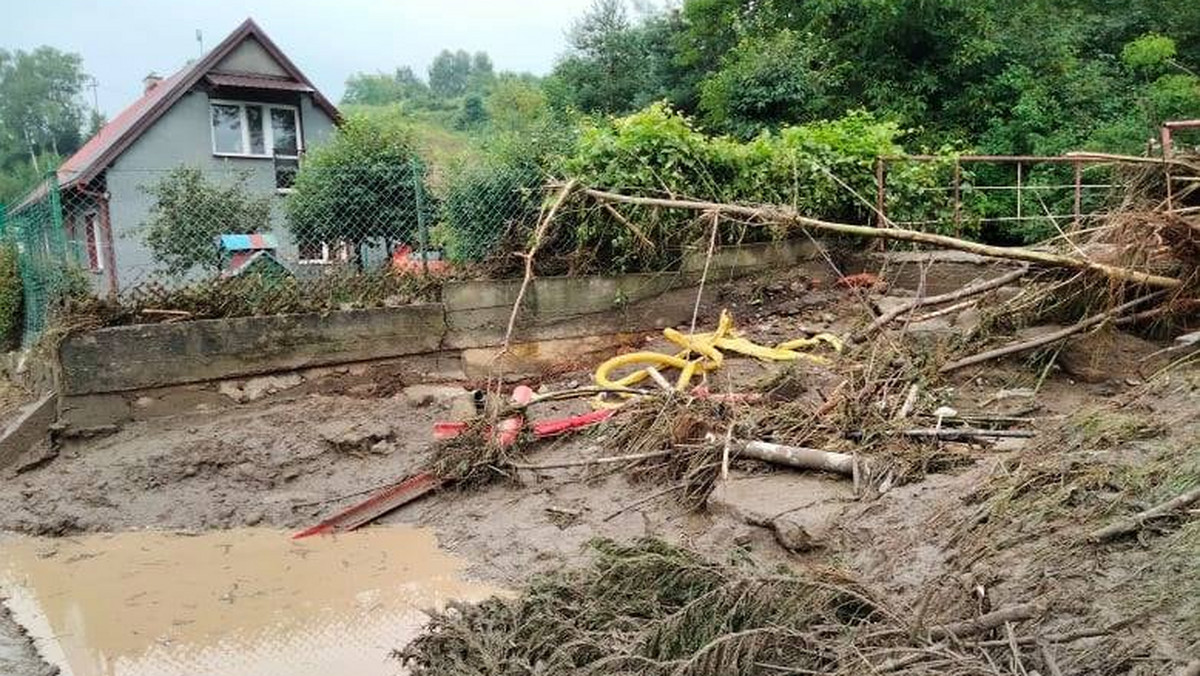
left=209, top=99, right=303, bottom=160
left=297, top=240, right=349, bottom=266
left=297, top=240, right=332, bottom=265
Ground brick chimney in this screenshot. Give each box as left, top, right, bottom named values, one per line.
left=143, top=72, right=163, bottom=94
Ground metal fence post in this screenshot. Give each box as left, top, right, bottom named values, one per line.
left=1015, top=162, right=1022, bottom=225
left=1072, top=160, right=1082, bottom=229
left=952, top=158, right=962, bottom=235
left=410, top=156, right=429, bottom=276
left=874, top=157, right=886, bottom=228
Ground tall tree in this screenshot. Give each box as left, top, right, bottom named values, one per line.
left=549, top=0, right=672, bottom=114
left=428, top=49, right=473, bottom=98
left=0, top=47, right=89, bottom=171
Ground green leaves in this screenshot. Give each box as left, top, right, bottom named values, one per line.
left=285, top=112, right=431, bottom=257
left=0, top=240, right=22, bottom=350
left=141, top=167, right=272, bottom=275
left=561, top=104, right=958, bottom=271
left=1122, top=33, right=1178, bottom=74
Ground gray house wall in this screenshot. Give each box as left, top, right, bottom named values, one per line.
left=102, top=88, right=336, bottom=292
left=215, top=38, right=289, bottom=76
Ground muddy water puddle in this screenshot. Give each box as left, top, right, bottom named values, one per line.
left=0, top=527, right=498, bottom=676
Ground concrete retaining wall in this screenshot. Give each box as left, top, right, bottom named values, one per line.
left=53, top=240, right=1018, bottom=428
left=59, top=304, right=446, bottom=396
left=60, top=239, right=823, bottom=399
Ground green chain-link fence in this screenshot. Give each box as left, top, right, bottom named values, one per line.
left=1, top=156, right=549, bottom=343
left=1, top=173, right=80, bottom=346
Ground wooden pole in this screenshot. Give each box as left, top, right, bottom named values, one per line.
left=582, top=188, right=1184, bottom=289
left=738, top=440, right=856, bottom=476
left=852, top=266, right=1029, bottom=343
left=939, top=290, right=1167, bottom=373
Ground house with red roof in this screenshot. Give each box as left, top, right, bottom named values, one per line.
left=22, top=18, right=340, bottom=296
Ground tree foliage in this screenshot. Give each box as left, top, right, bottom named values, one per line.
left=285, top=112, right=432, bottom=264
left=560, top=104, right=959, bottom=271
left=0, top=240, right=22, bottom=350
left=0, top=46, right=90, bottom=204
left=141, top=166, right=271, bottom=275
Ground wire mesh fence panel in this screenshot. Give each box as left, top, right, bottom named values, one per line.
left=0, top=157, right=550, bottom=341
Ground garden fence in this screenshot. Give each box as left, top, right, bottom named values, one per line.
left=0, top=152, right=1166, bottom=347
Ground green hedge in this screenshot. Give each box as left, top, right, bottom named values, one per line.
left=0, top=240, right=23, bottom=350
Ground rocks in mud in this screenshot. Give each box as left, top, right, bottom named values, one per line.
left=319, top=420, right=396, bottom=455
left=400, top=384, right=469, bottom=408
left=771, top=518, right=819, bottom=553
left=1057, top=328, right=1159, bottom=383
left=218, top=374, right=305, bottom=403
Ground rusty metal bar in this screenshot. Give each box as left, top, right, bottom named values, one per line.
left=952, top=159, right=962, bottom=233
left=1016, top=162, right=1022, bottom=224
left=1073, top=160, right=1083, bottom=229
left=882, top=154, right=1107, bottom=164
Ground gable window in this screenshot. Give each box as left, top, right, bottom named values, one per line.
left=209, top=101, right=302, bottom=165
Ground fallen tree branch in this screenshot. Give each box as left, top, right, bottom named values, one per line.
left=496, top=180, right=578, bottom=359
left=939, top=290, right=1168, bottom=374
left=599, top=201, right=655, bottom=251
left=926, top=603, right=1041, bottom=641
left=583, top=188, right=1184, bottom=289
left=888, top=427, right=1036, bottom=440
left=736, top=439, right=856, bottom=476
left=510, top=449, right=674, bottom=471
left=854, top=266, right=1030, bottom=342
left=1088, top=485, right=1200, bottom=543
left=910, top=297, right=979, bottom=323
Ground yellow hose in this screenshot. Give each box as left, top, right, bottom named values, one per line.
left=591, top=309, right=842, bottom=407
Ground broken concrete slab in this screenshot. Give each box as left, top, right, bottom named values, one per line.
left=1058, top=328, right=1160, bottom=383
left=318, top=419, right=396, bottom=454
left=401, top=384, right=469, bottom=408
left=218, top=374, right=306, bottom=403
left=707, top=473, right=852, bottom=551
left=0, top=393, right=57, bottom=471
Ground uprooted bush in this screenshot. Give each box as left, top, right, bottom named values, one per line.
left=398, top=538, right=1119, bottom=676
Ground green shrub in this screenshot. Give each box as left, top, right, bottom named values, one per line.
left=0, top=241, right=22, bottom=349
left=141, top=166, right=271, bottom=275
left=437, top=124, right=574, bottom=264
left=560, top=103, right=961, bottom=272
left=286, top=112, right=435, bottom=266
left=441, top=162, right=542, bottom=262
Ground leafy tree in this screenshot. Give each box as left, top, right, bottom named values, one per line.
left=285, top=112, right=432, bottom=267
left=343, top=67, right=430, bottom=106
left=455, top=94, right=488, bottom=130
left=699, top=30, right=839, bottom=136
left=141, top=166, right=271, bottom=275
left=0, top=47, right=89, bottom=169
left=485, top=75, right=549, bottom=131
left=549, top=0, right=668, bottom=114
left=428, top=49, right=473, bottom=98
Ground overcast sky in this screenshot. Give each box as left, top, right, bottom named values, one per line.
left=5, top=0, right=596, bottom=116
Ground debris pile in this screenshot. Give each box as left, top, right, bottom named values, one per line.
left=398, top=539, right=1120, bottom=676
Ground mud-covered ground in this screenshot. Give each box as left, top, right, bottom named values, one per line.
left=0, top=273, right=1197, bottom=674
